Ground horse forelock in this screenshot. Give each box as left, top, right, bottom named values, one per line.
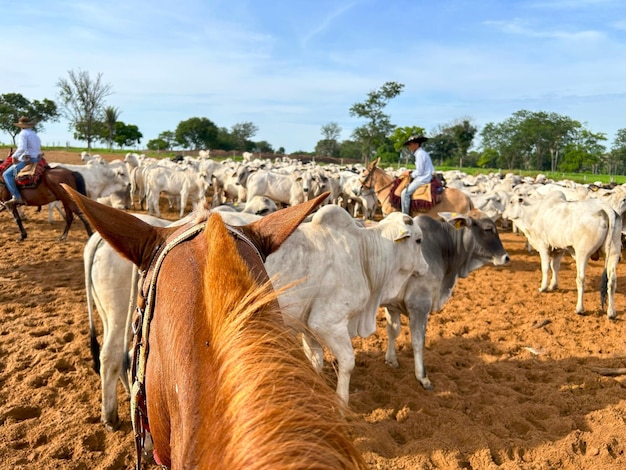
left=197, top=213, right=366, bottom=469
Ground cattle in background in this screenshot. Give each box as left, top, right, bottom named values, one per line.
left=211, top=161, right=247, bottom=207
left=265, top=205, right=428, bottom=404
left=245, top=168, right=310, bottom=208
left=48, top=160, right=130, bottom=202
left=382, top=210, right=510, bottom=390
left=503, top=192, right=621, bottom=318
left=144, top=165, right=210, bottom=218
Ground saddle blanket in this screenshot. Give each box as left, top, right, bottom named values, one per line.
left=389, top=175, right=443, bottom=212
left=0, top=155, right=48, bottom=189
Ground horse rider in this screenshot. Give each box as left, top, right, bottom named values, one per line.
left=400, top=134, right=434, bottom=215
left=3, top=116, right=42, bottom=209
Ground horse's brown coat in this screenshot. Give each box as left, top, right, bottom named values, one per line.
left=1, top=167, right=92, bottom=240
left=62, top=186, right=366, bottom=470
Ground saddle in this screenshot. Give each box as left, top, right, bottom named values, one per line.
left=0, top=155, right=48, bottom=189
left=389, top=174, right=443, bottom=212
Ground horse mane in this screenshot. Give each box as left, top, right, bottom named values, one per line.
left=199, top=213, right=366, bottom=469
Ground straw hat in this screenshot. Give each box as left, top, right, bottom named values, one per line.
left=14, top=117, right=36, bottom=128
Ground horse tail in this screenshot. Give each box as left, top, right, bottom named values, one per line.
left=72, top=171, right=88, bottom=196
left=199, top=213, right=366, bottom=469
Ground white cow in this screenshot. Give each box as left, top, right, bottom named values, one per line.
left=245, top=169, right=309, bottom=207
left=265, top=205, right=428, bottom=404
left=503, top=192, right=621, bottom=318
left=48, top=160, right=130, bottom=201
left=144, top=165, right=209, bottom=218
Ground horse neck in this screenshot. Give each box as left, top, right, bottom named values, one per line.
left=372, top=168, right=393, bottom=196
left=161, top=217, right=365, bottom=469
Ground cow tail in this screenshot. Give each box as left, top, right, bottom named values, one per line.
left=85, top=236, right=103, bottom=374
left=73, top=171, right=88, bottom=196
left=600, top=207, right=621, bottom=313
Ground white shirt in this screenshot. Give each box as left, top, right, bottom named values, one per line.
left=410, top=147, right=434, bottom=186
left=12, top=128, right=42, bottom=163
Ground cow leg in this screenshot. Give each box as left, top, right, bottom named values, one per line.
left=384, top=307, right=401, bottom=368
left=538, top=248, right=552, bottom=293
left=605, top=256, right=618, bottom=319
left=179, top=190, right=188, bottom=218
left=301, top=332, right=324, bottom=372
left=548, top=250, right=564, bottom=291
left=574, top=254, right=589, bottom=315
left=99, top=334, right=121, bottom=430
left=406, top=303, right=433, bottom=390
left=309, top=322, right=354, bottom=405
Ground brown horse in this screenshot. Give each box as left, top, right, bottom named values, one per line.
left=359, top=157, right=474, bottom=218
left=0, top=165, right=93, bottom=241
left=63, top=185, right=366, bottom=470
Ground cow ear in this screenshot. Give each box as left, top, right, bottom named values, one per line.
left=438, top=212, right=470, bottom=229
left=61, top=183, right=176, bottom=271
left=238, top=192, right=330, bottom=257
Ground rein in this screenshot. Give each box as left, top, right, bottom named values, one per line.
left=130, top=218, right=263, bottom=470
left=361, top=168, right=395, bottom=194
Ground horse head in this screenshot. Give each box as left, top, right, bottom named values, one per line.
left=61, top=185, right=365, bottom=469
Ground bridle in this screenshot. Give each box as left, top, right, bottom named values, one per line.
left=359, top=165, right=395, bottom=194
left=358, top=167, right=375, bottom=191
left=130, top=219, right=269, bottom=470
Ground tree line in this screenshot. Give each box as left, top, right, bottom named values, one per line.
left=1, top=71, right=625, bottom=175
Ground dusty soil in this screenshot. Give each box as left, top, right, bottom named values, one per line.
left=0, top=151, right=625, bottom=469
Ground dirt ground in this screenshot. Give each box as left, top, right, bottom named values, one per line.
left=0, top=151, right=624, bottom=469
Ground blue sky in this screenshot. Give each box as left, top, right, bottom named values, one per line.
left=1, top=0, right=624, bottom=153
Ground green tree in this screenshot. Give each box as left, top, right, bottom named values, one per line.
left=231, top=122, right=259, bottom=150
left=113, top=122, right=142, bottom=148
left=338, top=140, right=361, bottom=161
left=158, top=131, right=177, bottom=150
left=349, top=81, right=404, bottom=162
left=559, top=129, right=606, bottom=173
left=606, top=128, right=626, bottom=175
left=147, top=138, right=169, bottom=151
left=427, top=133, right=458, bottom=167
left=57, top=69, right=113, bottom=150
left=253, top=140, right=274, bottom=153
left=175, top=117, right=218, bottom=150
left=389, top=126, right=426, bottom=166
left=215, top=127, right=237, bottom=151
left=480, top=110, right=584, bottom=171
left=315, top=122, right=342, bottom=158
left=480, top=121, right=523, bottom=170
left=0, top=93, right=59, bottom=145
left=103, top=106, right=121, bottom=150
left=448, top=119, right=477, bottom=168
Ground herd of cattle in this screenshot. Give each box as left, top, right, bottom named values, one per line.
left=62, top=150, right=623, bottom=431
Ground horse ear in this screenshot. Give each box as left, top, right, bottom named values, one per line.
left=238, top=192, right=329, bottom=257
left=61, top=184, right=176, bottom=270
left=368, top=157, right=380, bottom=169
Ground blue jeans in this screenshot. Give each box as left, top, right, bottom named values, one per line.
left=401, top=178, right=427, bottom=215
left=3, top=160, right=29, bottom=199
